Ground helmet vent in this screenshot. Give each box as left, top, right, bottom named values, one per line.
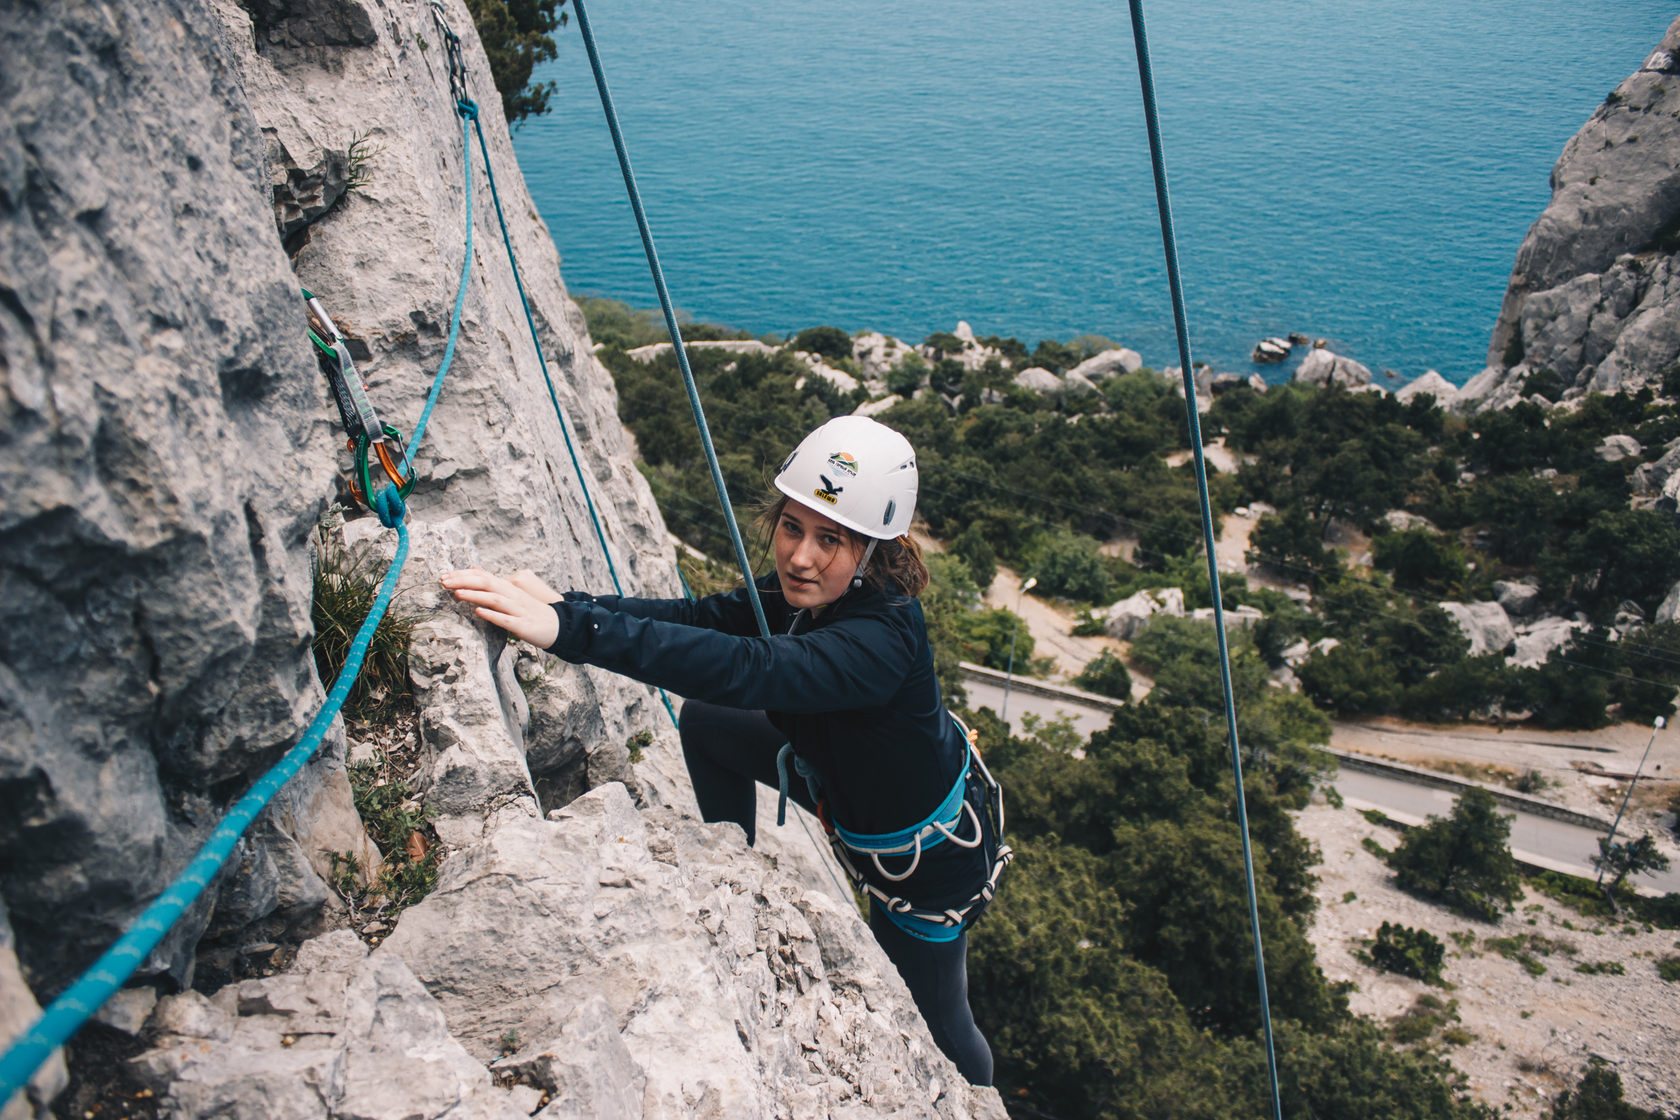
left=883, top=499, right=896, bottom=525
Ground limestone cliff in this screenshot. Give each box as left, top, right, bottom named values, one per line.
left=1460, top=16, right=1680, bottom=410
left=0, top=1, right=1000, bottom=1116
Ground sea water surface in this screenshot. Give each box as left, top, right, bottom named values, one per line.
left=515, top=1, right=1676, bottom=383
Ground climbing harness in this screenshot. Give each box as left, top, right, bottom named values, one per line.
left=302, top=288, right=416, bottom=510
left=776, top=716, right=1014, bottom=944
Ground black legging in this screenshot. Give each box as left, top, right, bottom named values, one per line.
left=679, top=700, right=994, bottom=1086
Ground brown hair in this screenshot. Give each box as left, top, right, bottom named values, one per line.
left=757, top=495, right=930, bottom=598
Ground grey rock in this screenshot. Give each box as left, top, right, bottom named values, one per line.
left=1493, top=578, right=1543, bottom=619
left=1, top=899, right=67, bottom=1120
left=498, top=995, right=645, bottom=1120
left=1395, top=370, right=1459, bottom=407
left=1657, top=581, right=1680, bottom=625
left=1247, top=373, right=1270, bottom=393
left=851, top=332, right=914, bottom=379
left=1511, top=616, right=1586, bottom=668
left=1631, top=441, right=1680, bottom=493
left=854, top=394, right=905, bottom=417
left=1293, top=348, right=1374, bottom=389
left=1477, top=16, right=1680, bottom=407
left=1012, top=367, right=1062, bottom=394
left=1382, top=510, right=1439, bottom=534
left=1104, top=587, right=1185, bottom=640
left=1067, top=348, right=1142, bottom=382
left=383, top=784, right=1005, bottom=1120
left=1437, top=601, right=1516, bottom=658
left=1252, top=337, right=1292, bottom=363
left=1597, top=434, right=1644, bottom=462
left=134, top=930, right=525, bottom=1120
left=1062, top=371, right=1099, bottom=396
left=93, top=987, right=160, bottom=1037
left=624, top=339, right=773, bottom=364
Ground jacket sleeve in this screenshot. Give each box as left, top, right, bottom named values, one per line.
left=546, top=598, right=918, bottom=713
left=562, top=578, right=775, bottom=638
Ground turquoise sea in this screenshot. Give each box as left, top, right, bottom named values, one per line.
left=515, top=1, right=1677, bottom=384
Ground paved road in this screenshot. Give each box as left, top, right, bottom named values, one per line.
left=963, top=674, right=1117, bottom=741
left=1335, top=767, right=1680, bottom=894
left=962, top=673, right=1680, bottom=894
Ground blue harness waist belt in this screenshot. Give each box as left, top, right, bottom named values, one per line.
left=775, top=715, right=1013, bottom=943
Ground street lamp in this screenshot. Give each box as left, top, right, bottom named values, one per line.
left=1597, top=714, right=1667, bottom=888
left=1001, top=576, right=1036, bottom=724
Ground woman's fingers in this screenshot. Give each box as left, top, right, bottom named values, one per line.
left=439, top=568, right=558, bottom=647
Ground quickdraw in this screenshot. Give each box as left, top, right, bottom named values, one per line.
left=778, top=716, right=1014, bottom=943
left=302, top=288, right=416, bottom=510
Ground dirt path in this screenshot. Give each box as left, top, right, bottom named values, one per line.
left=983, top=564, right=1119, bottom=679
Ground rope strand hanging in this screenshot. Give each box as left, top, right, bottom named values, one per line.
left=1123, top=2, right=1284, bottom=1116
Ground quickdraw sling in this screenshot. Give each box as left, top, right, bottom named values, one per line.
left=302, top=288, right=416, bottom=511
left=777, top=715, right=1013, bottom=943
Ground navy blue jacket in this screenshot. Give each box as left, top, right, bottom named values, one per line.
left=546, top=573, right=969, bottom=838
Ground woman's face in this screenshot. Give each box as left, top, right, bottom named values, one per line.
left=774, top=501, right=866, bottom=609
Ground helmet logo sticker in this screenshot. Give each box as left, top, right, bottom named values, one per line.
left=814, top=474, right=843, bottom=504
left=827, top=451, right=858, bottom=477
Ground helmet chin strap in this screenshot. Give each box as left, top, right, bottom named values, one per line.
left=850, top=539, right=879, bottom=589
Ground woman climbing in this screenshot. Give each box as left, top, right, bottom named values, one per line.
left=440, top=415, right=1006, bottom=1085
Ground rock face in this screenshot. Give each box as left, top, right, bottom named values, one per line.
left=1103, top=587, right=1186, bottom=640
left=1464, top=16, right=1680, bottom=410
left=3, top=2, right=1004, bottom=1114
left=1067, top=348, right=1143, bottom=382
left=135, top=787, right=1005, bottom=1119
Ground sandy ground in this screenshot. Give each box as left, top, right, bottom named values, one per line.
left=983, top=563, right=1121, bottom=678
left=1300, top=799, right=1680, bottom=1117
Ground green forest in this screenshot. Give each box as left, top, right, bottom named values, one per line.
left=584, top=300, right=1680, bottom=1118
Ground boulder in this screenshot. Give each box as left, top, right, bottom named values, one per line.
left=1656, top=580, right=1680, bottom=625
left=1437, top=601, right=1516, bottom=657
left=1292, top=348, right=1374, bottom=390
left=853, top=394, right=904, bottom=418
left=1493, top=578, right=1543, bottom=619
left=1103, top=587, right=1185, bottom=640
left=1247, top=374, right=1270, bottom=393
left=1251, top=337, right=1291, bottom=363
left=1511, top=616, right=1587, bottom=668
left=851, top=331, right=913, bottom=379
left=1287, top=332, right=1313, bottom=346
left=1382, top=510, right=1438, bottom=534
left=624, top=339, right=773, bottom=364
left=1209, top=372, right=1248, bottom=395
left=1013, top=367, right=1063, bottom=394
left=1063, top=371, right=1100, bottom=396
left=1395, top=370, right=1460, bottom=407
left=1190, top=604, right=1263, bottom=628
left=1632, top=440, right=1680, bottom=494
left=1597, top=434, right=1644, bottom=462
left=1067, top=348, right=1143, bottom=382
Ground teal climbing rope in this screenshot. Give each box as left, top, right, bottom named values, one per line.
left=1124, top=2, right=1284, bottom=1117
left=0, top=102, right=478, bottom=1110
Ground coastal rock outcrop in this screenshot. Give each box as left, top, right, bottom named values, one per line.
left=1437, top=601, right=1516, bottom=658
left=1463, top=16, right=1680, bottom=411
left=1394, top=370, right=1459, bottom=407
left=1067, top=348, right=1143, bottom=382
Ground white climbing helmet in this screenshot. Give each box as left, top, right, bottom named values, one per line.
left=774, top=416, right=918, bottom=540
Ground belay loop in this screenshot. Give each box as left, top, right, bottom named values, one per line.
left=778, top=716, right=1014, bottom=944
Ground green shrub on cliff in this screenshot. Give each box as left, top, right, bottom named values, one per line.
left=467, top=0, right=570, bottom=125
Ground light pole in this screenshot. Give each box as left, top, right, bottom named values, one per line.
left=1597, top=714, right=1666, bottom=888
left=1001, top=576, right=1036, bottom=725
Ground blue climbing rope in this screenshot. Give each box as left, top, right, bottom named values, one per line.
left=1124, top=3, right=1284, bottom=1117
left=0, top=98, right=479, bottom=1111
left=570, top=0, right=770, bottom=639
